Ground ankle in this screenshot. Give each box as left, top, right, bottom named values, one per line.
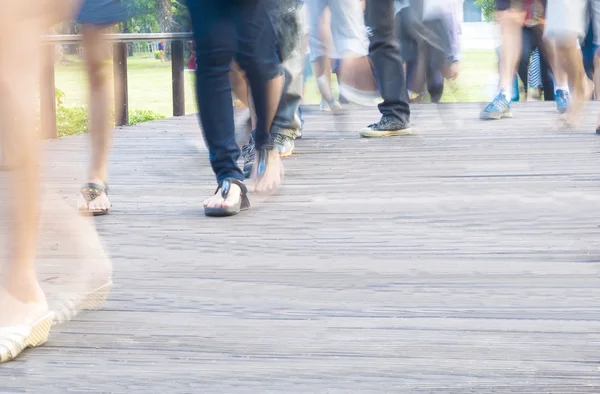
left=88, top=173, right=107, bottom=185
left=1, top=274, right=45, bottom=304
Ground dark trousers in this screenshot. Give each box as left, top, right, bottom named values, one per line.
left=395, top=5, right=453, bottom=103
left=518, top=26, right=554, bottom=101
left=186, top=0, right=282, bottom=183
left=365, top=0, right=410, bottom=123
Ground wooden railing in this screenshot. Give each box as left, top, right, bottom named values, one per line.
left=42, top=33, right=194, bottom=139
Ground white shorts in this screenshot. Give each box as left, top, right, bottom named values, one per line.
left=545, top=0, right=600, bottom=44
left=305, top=0, right=369, bottom=61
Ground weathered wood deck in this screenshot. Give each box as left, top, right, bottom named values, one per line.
left=2, top=102, right=600, bottom=392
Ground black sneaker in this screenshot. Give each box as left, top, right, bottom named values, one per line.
left=241, top=134, right=255, bottom=179
left=359, top=116, right=411, bottom=138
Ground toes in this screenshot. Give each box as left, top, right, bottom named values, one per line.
left=204, top=196, right=225, bottom=209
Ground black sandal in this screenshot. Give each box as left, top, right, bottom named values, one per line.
left=78, top=182, right=111, bottom=216
left=204, top=178, right=250, bottom=217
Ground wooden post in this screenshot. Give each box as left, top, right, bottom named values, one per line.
left=40, top=44, right=57, bottom=139
left=171, top=40, right=185, bottom=117
left=113, top=42, right=129, bottom=126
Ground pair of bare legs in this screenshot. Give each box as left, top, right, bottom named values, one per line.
left=496, top=9, right=568, bottom=101
left=0, top=1, right=112, bottom=363
left=76, top=25, right=115, bottom=214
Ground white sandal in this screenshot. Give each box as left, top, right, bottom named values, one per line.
left=53, top=281, right=113, bottom=325
left=0, top=311, right=54, bottom=363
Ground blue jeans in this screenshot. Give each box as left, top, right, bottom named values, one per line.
left=271, top=3, right=305, bottom=139
left=186, top=0, right=282, bottom=183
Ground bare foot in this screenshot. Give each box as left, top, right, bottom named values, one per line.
left=564, top=78, right=594, bottom=127
left=251, top=149, right=284, bottom=195
left=38, top=195, right=113, bottom=324
left=78, top=180, right=111, bottom=214
left=0, top=282, right=48, bottom=328
left=203, top=183, right=242, bottom=209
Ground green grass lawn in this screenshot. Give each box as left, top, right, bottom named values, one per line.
left=54, top=50, right=498, bottom=136
left=440, top=50, right=498, bottom=103
left=56, top=50, right=497, bottom=115
left=56, top=54, right=199, bottom=116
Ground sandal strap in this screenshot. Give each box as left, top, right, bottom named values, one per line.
left=215, top=178, right=247, bottom=199
left=80, top=182, right=109, bottom=202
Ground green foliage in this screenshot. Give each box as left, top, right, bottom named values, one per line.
left=474, top=0, right=496, bottom=22
left=56, top=105, right=89, bottom=137
left=55, top=88, right=65, bottom=106
left=129, top=109, right=166, bottom=125
left=55, top=90, right=167, bottom=136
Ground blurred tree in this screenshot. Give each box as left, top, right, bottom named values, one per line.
left=474, top=0, right=495, bottom=22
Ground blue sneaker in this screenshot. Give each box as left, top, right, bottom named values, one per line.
left=554, top=89, right=570, bottom=114
left=480, top=91, right=512, bottom=120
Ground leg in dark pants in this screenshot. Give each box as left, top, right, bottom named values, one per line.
left=233, top=1, right=282, bottom=151
left=187, top=0, right=283, bottom=215
left=187, top=0, right=282, bottom=184
left=188, top=1, right=241, bottom=183
left=540, top=54, right=554, bottom=101
left=365, top=0, right=410, bottom=123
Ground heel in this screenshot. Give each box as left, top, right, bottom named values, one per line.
left=81, top=281, right=113, bottom=311
left=26, top=313, right=54, bottom=348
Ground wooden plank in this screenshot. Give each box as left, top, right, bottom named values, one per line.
left=2, top=102, right=600, bottom=391
left=171, top=40, right=185, bottom=117
left=113, top=42, right=128, bottom=126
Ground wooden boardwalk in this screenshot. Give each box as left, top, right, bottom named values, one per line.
left=1, top=102, right=600, bottom=392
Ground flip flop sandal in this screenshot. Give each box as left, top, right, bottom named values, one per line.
left=52, top=281, right=113, bottom=326
left=79, top=182, right=111, bottom=216
left=0, top=311, right=54, bottom=363
left=204, top=178, right=250, bottom=217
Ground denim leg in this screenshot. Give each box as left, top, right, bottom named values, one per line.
left=186, top=0, right=244, bottom=183
left=271, top=4, right=305, bottom=140
left=233, top=0, right=283, bottom=151
left=365, top=0, right=410, bottom=122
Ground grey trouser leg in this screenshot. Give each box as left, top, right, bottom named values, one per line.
left=271, top=3, right=305, bottom=139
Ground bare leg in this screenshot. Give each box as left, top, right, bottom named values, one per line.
left=313, top=7, right=340, bottom=107
left=77, top=25, right=115, bottom=214
left=593, top=54, right=600, bottom=100
left=230, top=62, right=254, bottom=147
left=543, top=39, right=569, bottom=88
left=337, top=55, right=378, bottom=91
left=251, top=75, right=285, bottom=194
left=0, top=18, right=46, bottom=328
left=497, top=10, right=525, bottom=94
left=313, top=56, right=334, bottom=100
left=230, top=61, right=249, bottom=107
left=0, top=0, right=76, bottom=363
left=555, top=35, right=594, bottom=125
